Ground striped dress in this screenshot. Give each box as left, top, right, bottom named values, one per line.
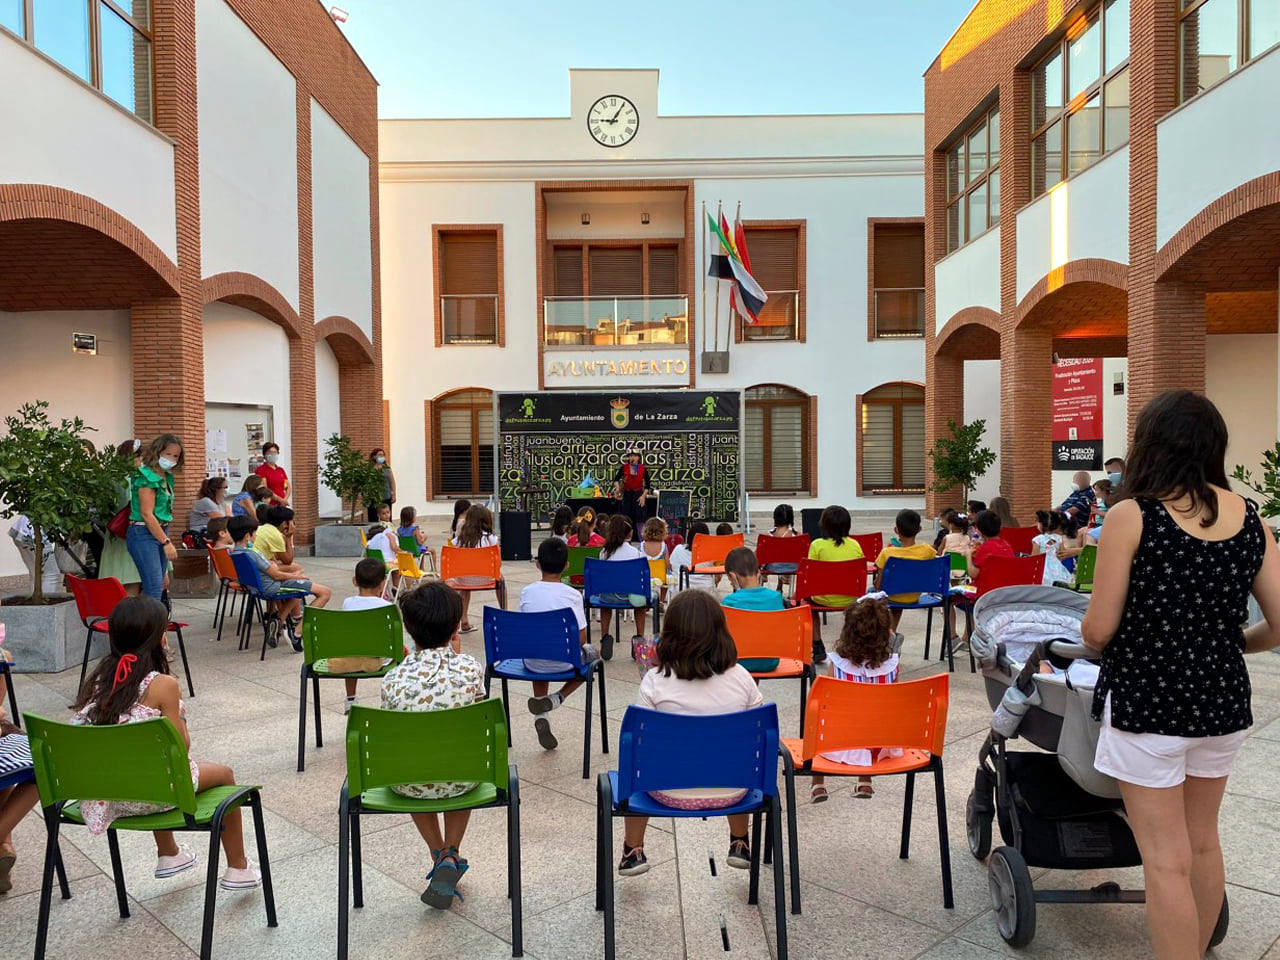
left=821, top=652, right=903, bottom=767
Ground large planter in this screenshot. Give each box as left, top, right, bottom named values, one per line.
left=169, top=547, right=217, bottom=599
left=0, top=596, right=90, bottom=673
left=314, top=521, right=366, bottom=557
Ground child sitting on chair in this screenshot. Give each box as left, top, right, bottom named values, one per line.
left=640, top=517, right=669, bottom=606
left=597, top=514, right=646, bottom=662
left=380, top=581, right=485, bottom=910
left=619, top=590, right=764, bottom=878
left=668, top=520, right=713, bottom=594
left=336, top=558, right=394, bottom=714
left=205, top=516, right=232, bottom=548
left=397, top=506, right=435, bottom=568
left=809, top=596, right=901, bottom=804
left=230, top=515, right=331, bottom=651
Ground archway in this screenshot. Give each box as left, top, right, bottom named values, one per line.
left=428, top=388, right=495, bottom=498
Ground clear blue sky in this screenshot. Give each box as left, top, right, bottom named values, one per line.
left=337, top=1, right=972, bottom=119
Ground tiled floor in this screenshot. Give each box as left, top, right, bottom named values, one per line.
left=3, top=523, right=1280, bottom=959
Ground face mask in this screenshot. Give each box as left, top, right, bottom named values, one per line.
left=157, top=456, right=177, bottom=472
left=1108, top=472, right=1122, bottom=486
left=265, top=453, right=279, bottom=465
left=375, top=456, right=386, bottom=464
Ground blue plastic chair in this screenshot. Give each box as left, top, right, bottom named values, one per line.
left=1, top=654, right=18, bottom=728
left=880, top=556, right=956, bottom=671
left=229, top=550, right=310, bottom=660
left=484, top=607, right=608, bottom=779
left=582, top=557, right=658, bottom=660
left=595, top=704, right=790, bottom=960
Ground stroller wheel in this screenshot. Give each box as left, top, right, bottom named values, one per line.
left=989, top=846, right=1036, bottom=948
left=966, top=790, right=992, bottom=860
left=1208, top=892, right=1229, bottom=949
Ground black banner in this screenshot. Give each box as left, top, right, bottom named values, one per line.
left=1052, top=440, right=1103, bottom=471
left=498, top=391, right=739, bottom=434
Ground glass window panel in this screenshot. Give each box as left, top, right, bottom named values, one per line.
left=1250, top=0, right=1280, bottom=58
left=1034, top=50, right=1063, bottom=127
left=966, top=122, right=987, bottom=183
left=967, top=181, right=987, bottom=241
left=947, top=201, right=964, bottom=253
left=111, top=0, right=148, bottom=28
left=946, top=144, right=961, bottom=199
left=1103, top=67, right=1129, bottom=150
left=1032, top=120, right=1063, bottom=196
left=33, top=0, right=91, bottom=80
left=1068, top=95, right=1101, bottom=174
left=1068, top=15, right=1102, bottom=100
left=1180, top=0, right=1238, bottom=100
left=100, top=5, right=151, bottom=120
left=989, top=110, right=1000, bottom=166
left=988, top=169, right=1000, bottom=225
left=1105, top=0, right=1130, bottom=72
left=0, top=0, right=22, bottom=36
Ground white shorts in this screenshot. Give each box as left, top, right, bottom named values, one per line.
left=1094, top=695, right=1249, bottom=789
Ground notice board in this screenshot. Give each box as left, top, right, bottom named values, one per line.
left=1051, top=358, right=1103, bottom=470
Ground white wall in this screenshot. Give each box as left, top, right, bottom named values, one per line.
left=1157, top=46, right=1280, bottom=247
left=311, top=99, right=373, bottom=339
left=196, top=0, right=299, bottom=309
left=0, top=309, right=133, bottom=576
left=0, top=31, right=176, bottom=262
left=1015, top=147, right=1129, bottom=303
left=202, top=303, right=292, bottom=491
left=934, top=226, right=1001, bottom=334
left=315, top=338, right=343, bottom=516
left=1207, top=334, right=1278, bottom=495
left=964, top=359, right=1002, bottom=506
left=545, top=190, right=684, bottom=239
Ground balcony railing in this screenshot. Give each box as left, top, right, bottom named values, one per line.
left=442, top=294, right=499, bottom=344
left=544, top=296, right=689, bottom=346
left=873, top=288, right=925, bottom=338
left=742, top=290, right=800, bottom=341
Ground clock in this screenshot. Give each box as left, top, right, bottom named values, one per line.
left=587, top=95, right=639, bottom=148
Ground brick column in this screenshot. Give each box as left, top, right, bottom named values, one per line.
left=999, top=325, right=1053, bottom=520
left=925, top=351, right=965, bottom=516
left=291, top=86, right=319, bottom=544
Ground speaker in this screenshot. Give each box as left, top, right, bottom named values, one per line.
left=499, top=511, right=532, bottom=561
left=800, top=507, right=823, bottom=540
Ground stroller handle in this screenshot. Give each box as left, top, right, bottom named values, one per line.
left=1043, top=639, right=1094, bottom=660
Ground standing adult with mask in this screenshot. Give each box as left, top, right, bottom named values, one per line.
left=254, top=442, right=290, bottom=506
left=366, top=447, right=396, bottom=521
left=127, top=435, right=183, bottom=600
left=613, top=446, right=652, bottom=540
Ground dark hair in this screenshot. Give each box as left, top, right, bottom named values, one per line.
left=836, top=598, right=894, bottom=670
left=140, top=434, right=184, bottom=471
left=1093, top=478, right=1114, bottom=496
left=116, top=438, right=141, bottom=458
left=602, top=514, right=632, bottom=556
left=724, top=546, right=759, bottom=579
left=990, top=496, right=1016, bottom=528
left=975, top=509, right=1002, bottom=538
left=197, top=476, right=226, bottom=501
left=253, top=485, right=273, bottom=502
left=74, top=597, right=170, bottom=723
left=967, top=500, right=987, bottom=514
left=451, top=499, right=471, bottom=534
left=1105, top=457, right=1125, bottom=471
left=241, top=474, right=265, bottom=494
left=551, top=505, right=574, bottom=537
left=369, top=448, right=386, bottom=462
left=573, top=508, right=597, bottom=546
left=266, top=505, right=294, bottom=527
left=686, top=520, right=710, bottom=547
left=656, top=590, right=737, bottom=681
left=400, top=505, right=416, bottom=528
left=1034, top=509, right=1063, bottom=534
left=772, top=504, right=794, bottom=529
left=819, top=505, right=851, bottom=546
left=1123, top=390, right=1229, bottom=527
left=206, top=516, right=230, bottom=541
left=354, top=557, right=388, bottom=589
left=262, top=442, right=279, bottom=456
left=946, top=512, right=970, bottom=534
left=715, top=522, right=734, bottom=536
left=228, top=515, right=258, bottom=541
left=367, top=523, right=386, bottom=538
left=255, top=503, right=271, bottom=525
left=400, top=580, right=463, bottom=649
left=456, top=504, right=493, bottom=548
left=537, top=537, right=569, bottom=574
left=894, top=509, right=922, bottom=540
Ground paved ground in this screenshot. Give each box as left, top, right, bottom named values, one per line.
left=3, top=521, right=1280, bottom=960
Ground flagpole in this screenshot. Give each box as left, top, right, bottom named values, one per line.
left=714, top=200, right=723, bottom=352
left=700, top=199, right=708, bottom=357
left=732, top=200, right=743, bottom=331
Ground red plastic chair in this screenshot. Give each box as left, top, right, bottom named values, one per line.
left=972, top=554, right=1045, bottom=598
left=1000, top=526, right=1038, bottom=556
left=851, top=532, right=883, bottom=578
left=66, top=575, right=194, bottom=699
left=754, top=534, right=811, bottom=577
left=793, top=559, right=868, bottom=618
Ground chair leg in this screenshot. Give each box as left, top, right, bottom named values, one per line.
left=508, top=769, right=523, bottom=957
left=213, top=582, right=225, bottom=633
left=312, top=675, right=323, bottom=748
left=351, top=807, right=364, bottom=909
left=770, top=799, right=789, bottom=960
left=900, top=771, right=916, bottom=860
left=173, top=627, right=195, bottom=698
left=53, top=841, right=70, bottom=899
left=249, top=791, right=278, bottom=926
left=34, top=813, right=61, bottom=960
left=79, top=626, right=94, bottom=696
left=597, top=662, right=609, bottom=755
left=924, top=608, right=933, bottom=661
left=763, top=804, right=773, bottom=864
left=946, top=601, right=958, bottom=674
left=933, top=760, right=955, bottom=909
left=215, top=585, right=228, bottom=643
left=338, top=787, right=351, bottom=960
left=581, top=674, right=594, bottom=780
left=747, top=810, right=762, bottom=905
left=4, top=667, right=18, bottom=730
left=784, top=766, right=801, bottom=915
left=297, top=666, right=309, bottom=773
left=595, top=776, right=606, bottom=912
left=601, top=792, right=616, bottom=960
left=199, top=815, right=224, bottom=960
left=106, top=829, right=130, bottom=918
left=798, top=674, right=808, bottom=738
left=500, top=678, right=513, bottom=748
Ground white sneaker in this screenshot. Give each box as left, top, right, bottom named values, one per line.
left=343, top=697, right=354, bottom=715
left=218, top=863, right=263, bottom=890
left=155, top=846, right=198, bottom=878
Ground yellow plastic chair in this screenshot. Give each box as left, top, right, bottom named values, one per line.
left=392, top=550, right=426, bottom=600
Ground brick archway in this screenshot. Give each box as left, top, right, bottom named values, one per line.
left=934, top=306, right=1002, bottom=359
left=1014, top=259, right=1129, bottom=334
left=201, top=271, right=303, bottom=339
left=315, top=315, right=375, bottom=366
left=1156, top=172, right=1280, bottom=289
left=314, top=316, right=379, bottom=456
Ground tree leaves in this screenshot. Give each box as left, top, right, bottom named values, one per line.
left=1232, top=444, right=1280, bottom=519
left=928, top=418, right=997, bottom=502
left=318, top=434, right=384, bottom=523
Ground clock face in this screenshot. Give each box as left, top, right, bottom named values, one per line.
left=587, top=95, right=639, bottom=148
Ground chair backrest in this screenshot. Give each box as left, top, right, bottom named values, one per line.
left=207, top=545, right=238, bottom=583
left=793, top=559, right=868, bottom=606
left=947, top=551, right=967, bottom=573
left=583, top=556, right=651, bottom=598
left=440, top=544, right=502, bottom=581
left=397, top=534, right=419, bottom=554
left=851, top=533, right=883, bottom=563
left=878, top=556, right=950, bottom=598
left=1074, top=543, right=1098, bottom=587
left=365, top=547, right=385, bottom=563
left=798, top=674, right=949, bottom=763
left=615, top=704, right=779, bottom=799
left=753, top=534, right=811, bottom=566
left=229, top=550, right=268, bottom=595
left=65, top=574, right=127, bottom=624
left=359, top=528, right=368, bottom=548
left=724, top=605, right=812, bottom=665
left=647, top=556, right=668, bottom=585
left=345, top=700, right=509, bottom=797
left=689, top=532, right=744, bottom=568
left=484, top=607, right=583, bottom=669
left=664, top=533, right=684, bottom=555
left=1001, top=526, right=1038, bottom=556
left=974, top=554, right=1045, bottom=597
left=23, top=713, right=197, bottom=816
left=395, top=551, right=421, bottom=576
left=302, top=604, right=406, bottom=667
left=563, top=545, right=602, bottom=579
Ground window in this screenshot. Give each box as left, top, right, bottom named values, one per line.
left=944, top=105, right=1000, bottom=253
left=433, top=389, right=494, bottom=497
left=744, top=385, right=810, bottom=493
left=545, top=242, right=686, bottom=346
left=868, top=221, right=925, bottom=338
left=1179, top=0, right=1280, bottom=102
left=435, top=227, right=502, bottom=346
left=3, top=0, right=153, bottom=122
left=1031, top=0, right=1129, bottom=197
left=740, top=224, right=803, bottom=342
left=859, top=383, right=925, bottom=493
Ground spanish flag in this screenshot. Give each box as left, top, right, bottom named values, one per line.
left=707, top=212, right=766, bottom=324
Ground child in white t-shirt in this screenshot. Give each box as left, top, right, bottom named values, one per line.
left=337, top=558, right=395, bottom=714
left=668, top=520, right=713, bottom=594
left=519, top=539, right=599, bottom=751
left=597, top=514, right=647, bottom=660
left=451, top=505, right=499, bottom=633
left=367, top=524, right=397, bottom=563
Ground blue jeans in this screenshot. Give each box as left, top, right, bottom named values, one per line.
left=126, top=522, right=168, bottom=599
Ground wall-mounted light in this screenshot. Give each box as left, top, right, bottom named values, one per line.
left=640, top=212, right=650, bottom=225
left=581, top=212, right=590, bottom=225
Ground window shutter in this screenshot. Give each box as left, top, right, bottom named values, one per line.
left=589, top=247, right=643, bottom=296
left=435, top=390, right=494, bottom=496
left=743, top=229, right=798, bottom=291
left=744, top=406, right=765, bottom=490
left=554, top=247, right=584, bottom=297
left=648, top=247, right=678, bottom=295
left=440, top=233, right=498, bottom=294
left=768, top=405, right=805, bottom=490
left=872, top=223, right=925, bottom=288
left=901, top=401, right=926, bottom=489
left=437, top=406, right=476, bottom=495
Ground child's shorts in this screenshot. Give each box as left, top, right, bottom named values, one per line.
left=265, top=578, right=312, bottom=597
left=1094, top=695, right=1248, bottom=789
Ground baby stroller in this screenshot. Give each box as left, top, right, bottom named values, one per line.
left=966, top=585, right=1229, bottom=948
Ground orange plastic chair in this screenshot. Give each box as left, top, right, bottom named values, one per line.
left=724, top=605, right=813, bottom=734
left=208, top=545, right=248, bottom=644
left=679, top=532, right=744, bottom=589
left=778, top=674, right=952, bottom=914
left=440, top=544, right=507, bottom=609
left=851, top=532, right=883, bottom=578
left=1000, top=526, right=1038, bottom=556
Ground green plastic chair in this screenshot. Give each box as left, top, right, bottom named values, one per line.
left=397, top=534, right=419, bottom=554
left=297, top=604, right=407, bottom=772
left=1056, top=543, right=1097, bottom=593
left=338, top=701, right=521, bottom=958
left=364, top=547, right=385, bottom=563
left=561, top=545, right=602, bottom=588
left=23, top=712, right=276, bottom=960
left=947, top=551, right=967, bottom=576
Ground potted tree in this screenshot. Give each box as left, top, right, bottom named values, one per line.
left=314, top=434, right=384, bottom=556
left=0, top=402, right=129, bottom=672
left=928, top=418, right=997, bottom=507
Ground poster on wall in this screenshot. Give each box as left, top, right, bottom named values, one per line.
left=496, top=391, right=741, bottom=522
left=1051, top=358, right=1103, bottom=469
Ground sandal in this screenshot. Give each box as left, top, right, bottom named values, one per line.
left=422, top=846, right=465, bottom=909
left=854, top=780, right=874, bottom=799
left=811, top=784, right=829, bottom=804
left=459, top=623, right=477, bottom=634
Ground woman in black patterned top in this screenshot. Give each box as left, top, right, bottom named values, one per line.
left=1081, top=390, right=1280, bottom=960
